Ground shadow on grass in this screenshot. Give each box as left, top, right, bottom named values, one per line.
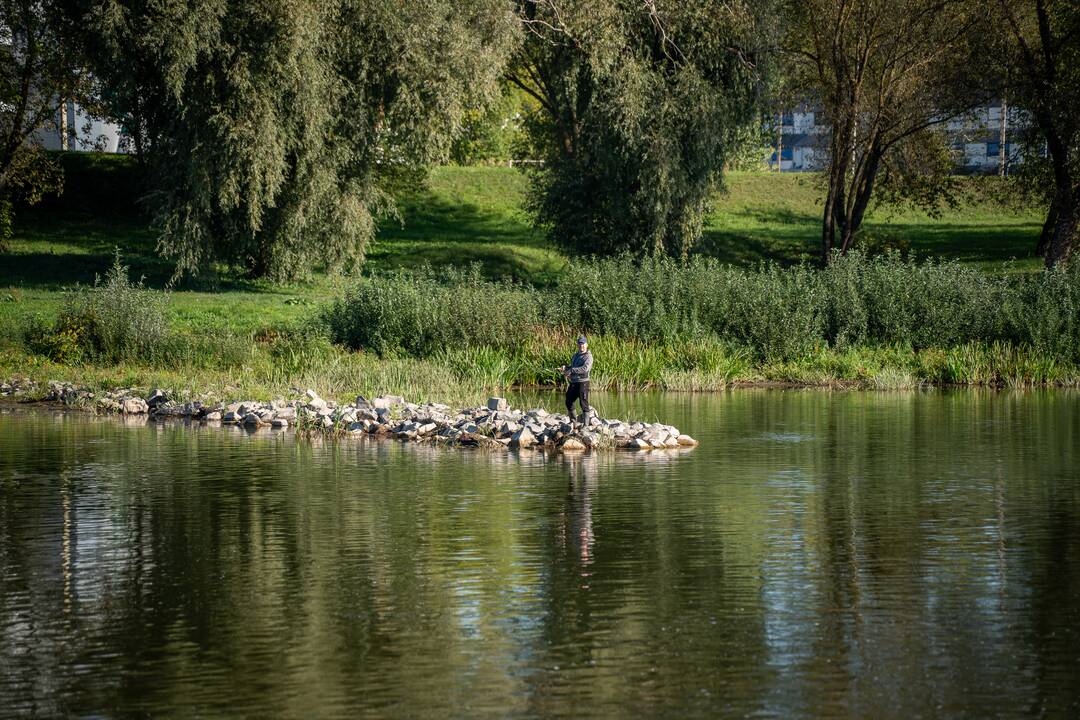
left=697, top=205, right=1040, bottom=270
left=370, top=190, right=563, bottom=285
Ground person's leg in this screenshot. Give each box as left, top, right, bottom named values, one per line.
left=565, top=382, right=579, bottom=417
left=579, top=381, right=591, bottom=424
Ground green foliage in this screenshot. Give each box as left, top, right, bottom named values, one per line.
left=322, top=265, right=539, bottom=357
left=27, top=255, right=169, bottom=363
left=509, top=0, right=766, bottom=258
left=325, top=252, right=1080, bottom=363
left=78, top=0, right=513, bottom=281
left=449, top=85, right=528, bottom=165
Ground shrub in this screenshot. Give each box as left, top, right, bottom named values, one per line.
left=322, top=253, right=1080, bottom=364
left=27, top=255, right=170, bottom=364
left=323, top=265, right=539, bottom=356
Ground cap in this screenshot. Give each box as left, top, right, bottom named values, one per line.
left=576, top=335, right=588, bottom=344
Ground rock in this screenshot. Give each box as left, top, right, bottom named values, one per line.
left=243, top=413, right=261, bottom=426
left=510, top=427, right=536, bottom=448
left=320, top=416, right=334, bottom=429
left=417, top=422, right=438, bottom=435
left=347, top=421, right=365, bottom=433
left=487, top=397, right=508, bottom=412
left=677, top=435, right=698, bottom=446
left=121, top=397, right=148, bottom=414
left=271, top=417, right=289, bottom=428
left=560, top=437, right=586, bottom=451
left=203, top=411, right=222, bottom=421
left=355, top=395, right=370, bottom=408
left=147, top=389, right=169, bottom=408
left=628, top=438, right=650, bottom=450
left=305, top=389, right=321, bottom=402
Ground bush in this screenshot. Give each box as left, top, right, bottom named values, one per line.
left=27, top=255, right=170, bottom=363
left=323, top=265, right=539, bottom=357
left=322, top=253, right=1080, bottom=364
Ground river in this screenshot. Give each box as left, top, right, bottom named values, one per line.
left=1, top=389, right=1078, bottom=718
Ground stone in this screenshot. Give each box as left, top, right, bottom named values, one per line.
left=203, top=411, right=222, bottom=422
left=487, top=397, right=508, bottom=412
left=243, top=413, right=261, bottom=426
left=271, top=418, right=289, bottom=428
left=121, top=397, right=148, bottom=414
left=348, top=422, right=365, bottom=433
left=677, top=434, right=698, bottom=446
left=628, top=438, right=650, bottom=450
left=510, top=427, right=536, bottom=448
left=417, top=422, right=438, bottom=435
left=355, top=395, right=370, bottom=408
left=147, top=389, right=169, bottom=408
left=320, top=416, right=334, bottom=429
left=560, top=437, right=586, bottom=451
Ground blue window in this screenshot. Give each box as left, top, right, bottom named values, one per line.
left=771, top=148, right=793, bottom=162
left=780, top=112, right=794, bottom=126
left=987, top=142, right=1000, bottom=157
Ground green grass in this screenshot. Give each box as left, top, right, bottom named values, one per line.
left=0, top=153, right=1059, bottom=400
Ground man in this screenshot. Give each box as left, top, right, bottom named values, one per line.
left=561, top=336, right=593, bottom=425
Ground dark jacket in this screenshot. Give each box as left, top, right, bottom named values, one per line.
left=568, top=350, right=593, bottom=383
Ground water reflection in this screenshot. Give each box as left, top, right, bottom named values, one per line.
left=1, top=390, right=1079, bottom=718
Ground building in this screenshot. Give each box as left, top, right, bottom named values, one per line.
left=36, top=100, right=127, bottom=153
left=768, top=101, right=1021, bottom=173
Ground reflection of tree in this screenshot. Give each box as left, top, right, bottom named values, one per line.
left=2, top=393, right=1080, bottom=716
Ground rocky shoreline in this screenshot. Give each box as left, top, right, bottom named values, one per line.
left=0, top=379, right=698, bottom=452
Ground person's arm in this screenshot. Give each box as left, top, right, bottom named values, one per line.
left=568, top=352, right=592, bottom=381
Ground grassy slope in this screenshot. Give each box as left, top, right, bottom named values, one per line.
left=0, top=154, right=1055, bottom=400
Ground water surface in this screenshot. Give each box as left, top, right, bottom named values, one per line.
left=1, top=390, right=1078, bottom=718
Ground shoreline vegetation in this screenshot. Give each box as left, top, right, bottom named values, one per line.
left=2, top=251, right=1077, bottom=407
left=2, top=158, right=1076, bottom=402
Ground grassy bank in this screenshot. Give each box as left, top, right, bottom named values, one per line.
left=4, top=255, right=1078, bottom=407
left=0, top=153, right=1065, bottom=402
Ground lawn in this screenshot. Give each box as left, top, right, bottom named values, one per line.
left=1, top=153, right=1046, bottom=347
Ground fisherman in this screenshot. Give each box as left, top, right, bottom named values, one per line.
left=560, top=335, right=593, bottom=425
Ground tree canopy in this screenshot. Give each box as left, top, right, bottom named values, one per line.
left=507, top=0, right=767, bottom=259
left=73, top=0, right=512, bottom=280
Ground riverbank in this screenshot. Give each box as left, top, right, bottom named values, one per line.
left=0, top=379, right=697, bottom=452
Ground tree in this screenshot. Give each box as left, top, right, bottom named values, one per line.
left=784, top=0, right=980, bottom=262
left=0, top=0, right=87, bottom=250
left=72, top=0, right=512, bottom=280
left=992, top=0, right=1080, bottom=268
left=506, top=0, right=766, bottom=258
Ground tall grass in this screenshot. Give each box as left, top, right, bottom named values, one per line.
left=325, top=252, right=1080, bottom=364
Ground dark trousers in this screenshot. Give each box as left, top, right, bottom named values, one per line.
left=565, top=381, right=591, bottom=420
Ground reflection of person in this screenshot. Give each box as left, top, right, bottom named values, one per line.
left=560, top=336, right=593, bottom=425
left=564, top=453, right=597, bottom=568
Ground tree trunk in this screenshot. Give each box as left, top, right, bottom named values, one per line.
left=1045, top=191, right=1077, bottom=268
left=999, top=95, right=1007, bottom=177
left=60, top=99, right=68, bottom=151
left=1036, top=204, right=1056, bottom=257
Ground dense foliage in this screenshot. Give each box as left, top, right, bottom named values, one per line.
left=27, top=255, right=168, bottom=363
left=70, top=0, right=512, bottom=280
left=326, top=254, right=1080, bottom=363
left=507, top=0, right=766, bottom=258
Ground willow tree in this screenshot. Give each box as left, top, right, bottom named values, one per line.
left=507, top=0, right=766, bottom=258
left=784, top=0, right=980, bottom=262
left=75, top=0, right=511, bottom=280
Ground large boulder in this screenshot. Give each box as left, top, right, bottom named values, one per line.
left=487, top=397, right=508, bottom=412
left=510, top=427, right=536, bottom=448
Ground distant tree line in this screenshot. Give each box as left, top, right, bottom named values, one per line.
left=1, top=0, right=1078, bottom=276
